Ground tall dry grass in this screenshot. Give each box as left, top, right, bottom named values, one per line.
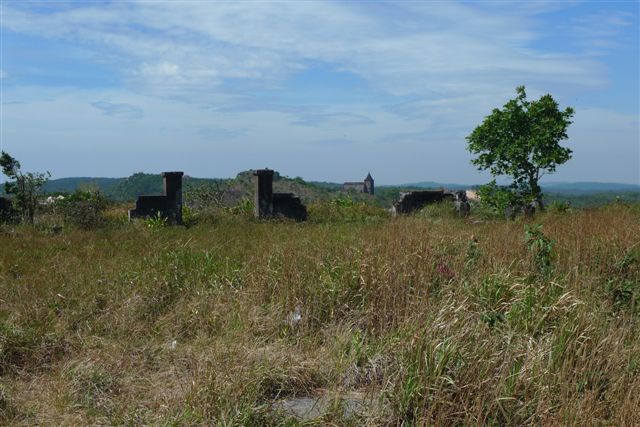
left=0, top=203, right=639, bottom=425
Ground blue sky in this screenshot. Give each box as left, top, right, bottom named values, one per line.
left=1, top=1, right=638, bottom=185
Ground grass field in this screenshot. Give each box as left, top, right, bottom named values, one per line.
left=1, top=203, right=639, bottom=425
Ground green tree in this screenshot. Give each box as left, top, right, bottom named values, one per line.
left=466, top=86, right=574, bottom=207
left=0, top=151, right=50, bottom=224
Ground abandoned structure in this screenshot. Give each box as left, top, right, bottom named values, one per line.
left=505, top=199, right=543, bottom=220
left=0, top=196, right=12, bottom=222
left=392, top=189, right=471, bottom=216
left=342, top=173, right=374, bottom=195
left=390, top=189, right=452, bottom=215
left=129, top=171, right=184, bottom=224
left=453, top=191, right=471, bottom=217
left=254, top=169, right=307, bottom=221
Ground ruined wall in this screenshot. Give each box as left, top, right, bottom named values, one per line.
left=129, top=172, right=184, bottom=224
left=254, top=169, right=274, bottom=218
left=129, top=195, right=167, bottom=220
left=392, top=190, right=454, bottom=215
left=273, top=193, right=307, bottom=221
left=254, top=169, right=307, bottom=221
left=0, top=197, right=13, bottom=222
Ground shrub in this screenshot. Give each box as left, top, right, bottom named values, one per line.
left=524, top=224, right=554, bottom=276
left=417, top=201, right=457, bottom=220
left=57, top=190, right=109, bottom=229
left=548, top=200, right=571, bottom=213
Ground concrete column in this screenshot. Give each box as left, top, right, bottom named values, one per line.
left=254, top=169, right=274, bottom=218
left=162, top=171, right=184, bottom=224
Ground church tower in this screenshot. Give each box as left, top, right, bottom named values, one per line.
left=364, top=173, right=374, bottom=195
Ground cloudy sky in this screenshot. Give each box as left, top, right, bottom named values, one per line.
left=0, top=1, right=638, bottom=185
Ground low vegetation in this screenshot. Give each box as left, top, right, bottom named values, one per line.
left=1, top=200, right=639, bottom=425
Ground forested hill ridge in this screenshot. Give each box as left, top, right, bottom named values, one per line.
left=34, top=171, right=339, bottom=203
left=1, top=172, right=638, bottom=206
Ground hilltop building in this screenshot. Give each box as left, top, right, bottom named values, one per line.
left=343, top=173, right=374, bottom=195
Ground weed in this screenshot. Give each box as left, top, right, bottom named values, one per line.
left=144, top=211, right=168, bottom=230
left=525, top=224, right=555, bottom=276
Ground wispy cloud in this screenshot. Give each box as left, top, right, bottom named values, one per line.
left=90, top=101, right=143, bottom=119
left=0, top=1, right=608, bottom=99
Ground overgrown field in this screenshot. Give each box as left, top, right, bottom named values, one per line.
left=1, top=204, right=639, bottom=425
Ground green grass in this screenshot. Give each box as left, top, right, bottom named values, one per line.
left=1, top=203, right=639, bottom=425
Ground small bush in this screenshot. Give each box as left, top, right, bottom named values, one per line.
left=227, top=197, right=253, bottom=216
left=477, top=180, right=523, bottom=213
left=417, top=201, right=457, bottom=220
left=57, top=190, right=109, bottom=229
left=524, top=224, right=554, bottom=276
left=548, top=200, right=572, bottom=213
left=182, top=205, right=198, bottom=228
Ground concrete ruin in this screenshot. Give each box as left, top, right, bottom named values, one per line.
left=129, top=171, right=184, bottom=224
left=391, top=189, right=459, bottom=215
left=453, top=191, right=471, bottom=217
left=506, top=199, right=544, bottom=220
left=254, top=169, right=307, bottom=221
left=0, top=196, right=13, bottom=222
left=343, top=173, right=374, bottom=195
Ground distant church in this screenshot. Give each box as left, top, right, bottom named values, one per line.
left=342, top=173, right=374, bottom=195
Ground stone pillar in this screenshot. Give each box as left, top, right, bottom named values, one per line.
left=254, top=169, right=274, bottom=218
left=162, top=171, right=184, bottom=224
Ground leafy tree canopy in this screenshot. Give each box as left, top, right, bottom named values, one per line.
left=466, top=86, right=574, bottom=205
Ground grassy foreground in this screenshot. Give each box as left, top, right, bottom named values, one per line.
left=1, top=204, right=639, bottom=425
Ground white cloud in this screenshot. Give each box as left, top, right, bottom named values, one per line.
left=0, top=1, right=609, bottom=99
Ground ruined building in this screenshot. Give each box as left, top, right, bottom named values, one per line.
left=392, top=189, right=470, bottom=216
left=342, top=173, right=374, bottom=195
left=254, top=169, right=307, bottom=221
left=129, top=171, right=184, bottom=224
left=0, top=196, right=13, bottom=222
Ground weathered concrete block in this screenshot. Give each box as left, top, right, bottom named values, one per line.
left=254, top=169, right=307, bottom=221
left=392, top=189, right=454, bottom=215
left=162, top=171, right=183, bottom=224
left=273, top=193, right=307, bottom=221
left=254, top=169, right=274, bottom=218
left=453, top=191, right=470, bottom=217
left=129, top=171, right=184, bottom=224
left=454, top=200, right=470, bottom=217
left=0, top=196, right=13, bottom=222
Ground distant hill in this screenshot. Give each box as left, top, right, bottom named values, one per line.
left=541, top=182, right=640, bottom=194
left=396, top=181, right=640, bottom=193
left=395, top=181, right=470, bottom=190
left=43, top=177, right=122, bottom=194
left=30, top=171, right=339, bottom=203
